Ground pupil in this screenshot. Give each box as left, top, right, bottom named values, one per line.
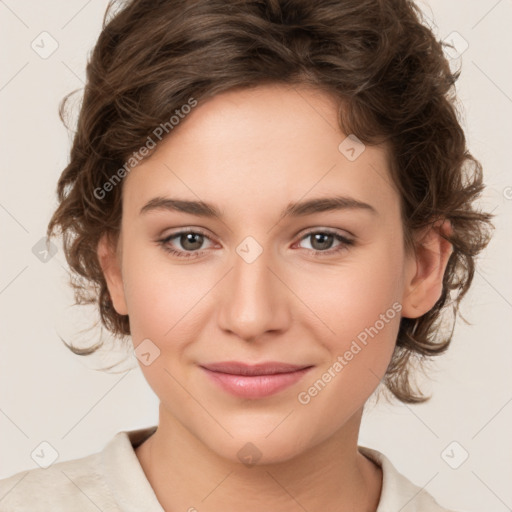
left=182, top=233, right=203, bottom=251
left=312, top=233, right=333, bottom=251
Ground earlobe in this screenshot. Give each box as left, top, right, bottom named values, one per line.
left=97, top=233, right=128, bottom=316
left=401, top=220, right=453, bottom=319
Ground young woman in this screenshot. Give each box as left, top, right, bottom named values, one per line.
left=0, top=0, right=493, bottom=510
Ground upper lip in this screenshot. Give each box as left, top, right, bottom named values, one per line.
left=200, top=361, right=313, bottom=376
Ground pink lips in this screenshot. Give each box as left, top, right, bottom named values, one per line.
left=200, top=361, right=313, bottom=399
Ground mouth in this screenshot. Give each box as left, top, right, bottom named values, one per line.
left=199, top=361, right=314, bottom=399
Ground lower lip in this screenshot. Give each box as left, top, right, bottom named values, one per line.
left=201, top=367, right=313, bottom=399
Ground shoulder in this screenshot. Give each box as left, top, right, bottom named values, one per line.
left=359, top=446, right=464, bottom=512
left=0, top=426, right=159, bottom=512
left=0, top=447, right=118, bottom=512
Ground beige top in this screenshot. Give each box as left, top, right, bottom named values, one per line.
left=0, top=425, right=459, bottom=511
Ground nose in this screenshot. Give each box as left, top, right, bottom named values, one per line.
left=216, top=247, right=291, bottom=342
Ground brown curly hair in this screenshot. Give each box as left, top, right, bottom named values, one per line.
left=47, top=0, right=494, bottom=403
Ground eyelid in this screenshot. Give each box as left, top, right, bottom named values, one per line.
left=294, top=226, right=354, bottom=242
left=161, top=226, right=214, bottom=240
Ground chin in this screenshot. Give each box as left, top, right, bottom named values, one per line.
left=195, top=423, right=316, bottom=467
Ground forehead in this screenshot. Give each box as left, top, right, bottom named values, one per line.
left=122, top=84, right=398, bottom=222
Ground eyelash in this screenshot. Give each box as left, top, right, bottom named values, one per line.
left=157, top=228, right=354, bottom=259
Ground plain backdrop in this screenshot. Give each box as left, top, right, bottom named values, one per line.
left=1, top=1, right=511, bottom=510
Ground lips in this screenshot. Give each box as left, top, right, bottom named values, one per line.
left=201, top=361, right=311, bottom=375
left=200, top=361, right=313, bottom=399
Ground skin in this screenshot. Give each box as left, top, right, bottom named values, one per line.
left=98, top=83, right=453, bottom=512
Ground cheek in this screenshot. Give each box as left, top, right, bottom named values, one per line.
left=291, top=243, right=404, bottom=368
left=120, top=248, right=215, bottom=400
left=292, top=253, right=403, bottom=420
left=121, top=244, right=214, bottom=343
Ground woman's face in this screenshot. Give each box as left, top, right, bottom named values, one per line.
left=101, top=84, right=422, bottom=463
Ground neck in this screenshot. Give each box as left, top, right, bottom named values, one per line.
left=135, top=405, right=382, bottom=512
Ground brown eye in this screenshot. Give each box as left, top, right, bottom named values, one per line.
left=297, top=230, right=354, bottom=255
left=179, top=232, right=205, bottom=251
left=159, top=229, right=215, bottom=258
left=309, top=233, right=335, bottom=251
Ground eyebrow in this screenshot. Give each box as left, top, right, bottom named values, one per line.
left=139, top=195, right=378, bottom=219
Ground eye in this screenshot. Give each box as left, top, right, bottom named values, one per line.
left=157, top=228, right=354, bottom=260
left=158, top=229, right=215, bottom=258
left=296, top=230, right=354, bottom=255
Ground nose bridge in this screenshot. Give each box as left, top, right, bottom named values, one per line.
left=217, top=241, right=289, bottom=341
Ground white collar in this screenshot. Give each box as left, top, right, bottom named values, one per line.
left=101, top=426, right=453, bottom=512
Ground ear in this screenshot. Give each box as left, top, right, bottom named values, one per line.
left=401, top=220, right=454, bottom=319
left=97, top=232, right=128, bottom=316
